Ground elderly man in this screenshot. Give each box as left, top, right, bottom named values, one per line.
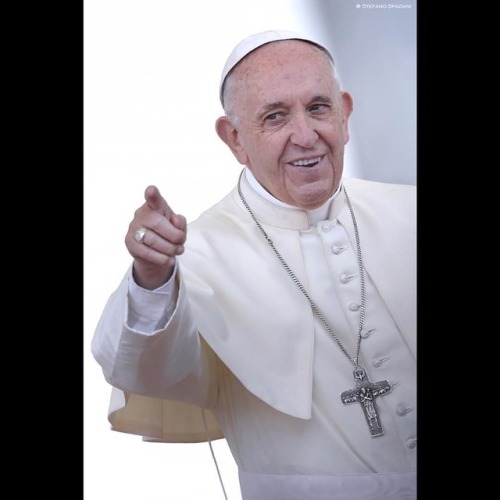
left=92, top=30, right=416, bottom=500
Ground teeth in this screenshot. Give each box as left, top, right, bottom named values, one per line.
left=292, top=157, right=321, bottom=166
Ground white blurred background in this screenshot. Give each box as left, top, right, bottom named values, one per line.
left=84, top=1, right=416, bottom=498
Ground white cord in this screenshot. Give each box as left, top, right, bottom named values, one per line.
left=202, top=409, right=229, bottom=500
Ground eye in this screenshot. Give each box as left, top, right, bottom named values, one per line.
left=309, top=103, right=330, bottom=113
left=264, top=112, right=284, bottom=122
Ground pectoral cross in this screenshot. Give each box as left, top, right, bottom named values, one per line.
left=341, top=366, right=391, bottom=437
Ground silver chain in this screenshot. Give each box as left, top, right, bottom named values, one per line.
left=237, top=171, right=366, bottom=368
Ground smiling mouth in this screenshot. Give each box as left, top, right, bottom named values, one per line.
left=290, top=156, right=323, bottom=167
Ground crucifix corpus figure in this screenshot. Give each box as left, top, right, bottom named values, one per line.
left=341, top=366, right=391, bottom=437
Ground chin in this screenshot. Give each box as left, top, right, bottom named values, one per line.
left=297, top=189, right=332, bottom=209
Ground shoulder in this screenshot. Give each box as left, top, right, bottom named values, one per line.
left=341, top=177, right=416, bottom=231
left=342, top=177, right=415, bottom=206
left=186, top=186, right=246, bottom=244
left=343, top=176, right=415, bottom=194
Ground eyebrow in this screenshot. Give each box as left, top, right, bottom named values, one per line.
left=312, top=95, right=334, bottom=104
left=260, top=95, right=334, bottom=114
left=260, top=102, right=285, bottom=115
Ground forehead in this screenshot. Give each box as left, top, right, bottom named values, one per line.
left=229, top=40, right=336, bottom=104
left=234, top=39, right=332, bottom=79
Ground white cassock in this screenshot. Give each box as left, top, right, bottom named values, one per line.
left=92, top=169, right=417, bottom=500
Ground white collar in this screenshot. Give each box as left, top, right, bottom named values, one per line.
left=244, top=168, right=342, bottom=226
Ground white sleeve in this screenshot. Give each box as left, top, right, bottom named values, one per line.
left=127, top=262, right=179, bottom=334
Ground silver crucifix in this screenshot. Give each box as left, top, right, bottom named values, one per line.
left=340, top=366, right=391, bottom=437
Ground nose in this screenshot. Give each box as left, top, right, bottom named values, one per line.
left=289, top=114, right=318, bottom=148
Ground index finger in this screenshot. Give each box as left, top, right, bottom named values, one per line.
left=144, top=185, right=172, bottom=217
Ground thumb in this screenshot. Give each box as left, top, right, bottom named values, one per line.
left=171, top=213, right=187, bottom=232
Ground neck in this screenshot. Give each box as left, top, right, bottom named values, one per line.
left=244, top=168, right=341, bottom=225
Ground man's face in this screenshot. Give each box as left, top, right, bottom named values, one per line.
left=226, top=40, right=353, bottom=210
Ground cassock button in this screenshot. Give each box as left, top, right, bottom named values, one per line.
left=397, top=405, right=414, bottom=416
left=332, top=245, right=347, bottom=254
left=373, top=355, right=390, bottom=368
left=406, top=438, right=417, bottom=449
left=361, top=328, right=376, bottom=339
left=340, top=273, right=355, bottom=284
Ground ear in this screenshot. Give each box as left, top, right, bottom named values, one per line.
left=215, top=116, right=248, bottom=165
left=340, top=91, right=354, bottom=144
